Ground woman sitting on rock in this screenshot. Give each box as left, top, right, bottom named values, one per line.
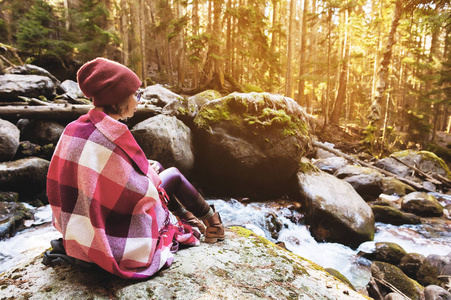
left=46, top=57, right=224, bottom=279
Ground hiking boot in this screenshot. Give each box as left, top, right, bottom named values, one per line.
left=202, top=205, right=225, bottom=243
left=177, top=211, right=206, bottom=235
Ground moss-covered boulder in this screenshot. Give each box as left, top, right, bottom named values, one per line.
left=297, top=170, right=375, bottom=248
left=417, top=253, right=451, bottom=288
left=381, top=177, right=416, bottom=196
left=193, top=92, right=311, bottom=197
left=399, top=253, right=426, bottom=281
left=0, top=201, right=32, bottom=239
left=367, top=261, right=424, bottom=300
left=371, top=205, right=421, bottom=225
left=361, top=242, right=407, bottom=265
left=400, top=192, right=444, bottom=217
left=375, top=150, right=451, bottom=181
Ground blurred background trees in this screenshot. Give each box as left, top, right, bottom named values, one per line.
left=0, top=0, right=450, bottom=154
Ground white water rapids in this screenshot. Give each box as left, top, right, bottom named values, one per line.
left=1, top=199, right=450, bottom=292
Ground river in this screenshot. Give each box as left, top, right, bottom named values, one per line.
left=1, top=198, right=450, bottom=293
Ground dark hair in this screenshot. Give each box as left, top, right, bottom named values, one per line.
left=100, top=96, right=130, bottom=117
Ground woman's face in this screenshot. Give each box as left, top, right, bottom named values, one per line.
left=121, top=91, right=142, bottom=119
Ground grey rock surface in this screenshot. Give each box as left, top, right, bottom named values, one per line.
left=0, top=228, right=369, bottom=299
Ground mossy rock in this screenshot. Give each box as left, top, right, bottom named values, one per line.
left=371, top=205, right=421, bottom=225
left=417, top=253, right=451, bottom=288
left=362, top=242, right=407, bottom=265
left=193, top=92, right=312, bottom=197
left=381, top=177, right=416, bottom=196
left=369, top=261, right=424, bottom=300
left=394, top=150, right=451, bottom=179
left=399, top=253, right=426, bottom=280
left=325, top=267, right=356, bottom=291
left=400, top=192, right=443, bottom=217
left=0, top=191, right=19, bottom=202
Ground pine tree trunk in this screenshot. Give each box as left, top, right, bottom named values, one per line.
left=139, top=0, right=147, bottom=85
left=296, top=0, right=309, bottom=106
left=269, top=0, right=279, bottom=93
left=120, top=0, right=130, bottom=66
left=330, top=7, right=350, bottom=125
left=309, top=0, right=317, bottom=114
left=285, top=0, right=296, bottom=98
left=191, top=0, right=199, bottom=88
left=324, top=7, right=332, bottom=127
left=202, top=0, right=224, bottom=90
left=176, top=3, right=185, bottom=87
left=63, top=0, right=70, bottom=30
left=368, top=0, right=403, bottom=124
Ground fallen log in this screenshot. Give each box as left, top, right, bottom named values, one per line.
left=0, top=103, right=161, bottom=120
left=313, top=141, right=431, bottom=192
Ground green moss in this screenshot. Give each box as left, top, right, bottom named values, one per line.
left=393, top=150, right=451, bottom=179
left=418, top=150, right=451, bottom=179
left=177, top=107, right=189, bottom=115
left=195, top=93, right=309, bottom=141
left=298, top=162, right=319, bottom=173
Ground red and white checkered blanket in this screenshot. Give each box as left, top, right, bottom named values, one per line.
left=47, top=109, right=199, bottom=279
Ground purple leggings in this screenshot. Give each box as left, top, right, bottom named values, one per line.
left=154, top=162, right=210, bottom=218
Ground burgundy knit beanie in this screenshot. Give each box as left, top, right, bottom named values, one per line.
left=77, top=57, right=142, bottom=106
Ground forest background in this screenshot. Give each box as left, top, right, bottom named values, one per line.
left=0, top=0, right=450, bottom=158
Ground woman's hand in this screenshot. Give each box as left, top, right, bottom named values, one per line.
left=149, top=160, right=160, bottom=174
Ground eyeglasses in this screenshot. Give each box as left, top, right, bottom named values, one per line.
left=135, top=91, right=143, bottom=103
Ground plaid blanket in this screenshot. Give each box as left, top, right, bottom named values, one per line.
left=47, top=109, right=199, bottom=279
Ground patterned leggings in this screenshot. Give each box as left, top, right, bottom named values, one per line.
left=153, top=162, right=211, bottom=219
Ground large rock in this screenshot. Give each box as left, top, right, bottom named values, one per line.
left=313, top=156, right=348, bottom=174
left=361, top=242, right=407, bottom=265
left=0, top=201, right=32, bottom=239
left=0, top=118, right=20, bottom=162
left=297, top=170, right=375, bottom=248
left=399, top=253, right=426, bottom=280
left=375, top=150, right=451, bottom=181
left=423, top=285, right=451, bottom=300
left=143, top=84, right=184, bottom=108
left=17, top=119, right=65, bottom=145
left=6, top=64, right=60, bottom=86
left=334, top=165, right=383, bottom=201
left=417, top=252, right=451, bottom=288
left=58, top=79, right=89, bottom=103
left=367, top=261, right=424, bottom=300
left=0, top=227, right=369, bottom=299
left=0, top=74, right=56, bottom=101
left=131, top=115, right=194, bottom=175
left=0, top=157, right=49, bottom=202
left=194, top=92, right=311, bottom=197
left=381, top=177, right=416, bottom=196
left=371, top=205, right=421, bottom=225
left=165, top=89, right=221, bottom=124
left=400, top=192, right=444, bottom=217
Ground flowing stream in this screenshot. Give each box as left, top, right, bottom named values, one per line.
left=1, top=199, right=450, bottom=293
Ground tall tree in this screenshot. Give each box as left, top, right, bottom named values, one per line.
left=330, top=4, right=351, bottom=124
left=367, top=0, right=403, bottom=124
left=296, top=0, right=309, bottom=107
left=285, top=0, right=296, bottom=98
left=202, top=0, right=225, bottom=90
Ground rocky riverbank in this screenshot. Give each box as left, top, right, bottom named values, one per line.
left=1, top=63, right=451, bottom=299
